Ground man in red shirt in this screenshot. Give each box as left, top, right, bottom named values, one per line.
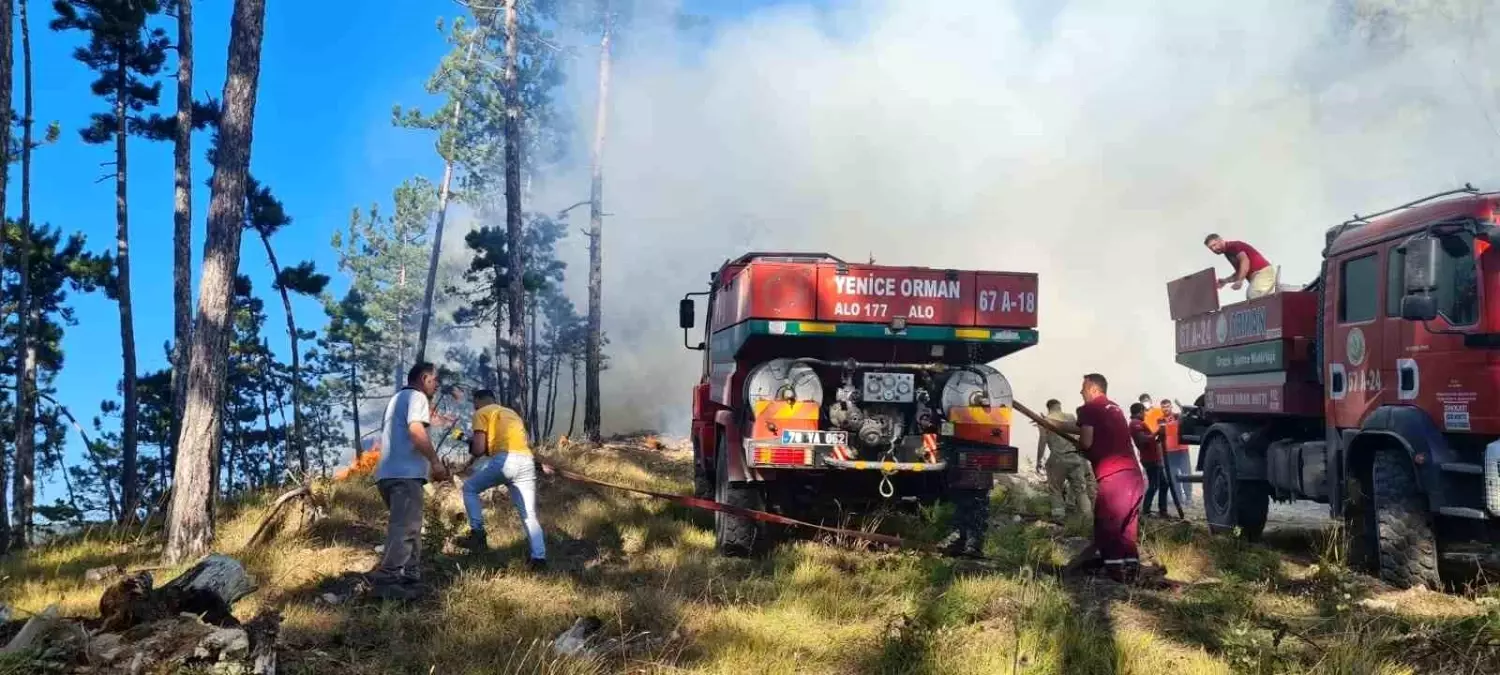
left=1045, top=373, right=1145, bottom=582
left=1204, top=233, right=1277, bottom=300
left=1131, top=403, right=1168, bottom=518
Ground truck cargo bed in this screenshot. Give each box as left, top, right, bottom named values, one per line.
left=1167, top=270, right=1322, bottom=417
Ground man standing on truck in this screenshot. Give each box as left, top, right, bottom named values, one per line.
left=1205, top=234, right=1277, bottom=300
left=1045, top=374, right=1144, bottom=582
left=1036, top=399, right=1095, bottom=521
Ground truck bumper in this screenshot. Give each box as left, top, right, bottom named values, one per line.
left=824, top=458, right=947, bottom=472
left=742, top=438, right=1017, bottom=474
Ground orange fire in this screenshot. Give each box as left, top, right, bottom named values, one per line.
left=334, top=448, right=383, bottom=482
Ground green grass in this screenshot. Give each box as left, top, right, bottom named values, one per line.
left=4, top=438, right=1500, bottom=674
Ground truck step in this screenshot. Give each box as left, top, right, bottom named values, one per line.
left=1438, top=506, right=1489, bottom=520
left=1177, top=473, right=1205, bottom=484
left=1440, top=462, right=1485, bottom=475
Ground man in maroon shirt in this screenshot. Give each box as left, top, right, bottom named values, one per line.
left=1131, top=403, right=1168, bottom=518
left=1204, top=233, right=1277, bottom=300
left=1045, top=373, right=1146, bottom=582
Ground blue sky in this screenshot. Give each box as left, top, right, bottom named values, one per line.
left=18, top=0, right=812, bottom=508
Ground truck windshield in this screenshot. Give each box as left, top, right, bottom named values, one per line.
left=1390, top=232, right=1480, bottom=326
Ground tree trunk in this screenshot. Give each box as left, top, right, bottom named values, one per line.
left=546, top=349, right=561, bottom=439
left=416, top=30, right=482, bottom=363
left=494, top=287, right=506, bottom=404
left=528, top=299, right=541, bottom=432
left=585, top=7, right=612, bottom=445
left=10, top=0, right=38, bottom=551
left=170, top=0, right=196, bottom=465
left=165, top=0, right=268, bottom=565
left=349, top=339, right=363, bottom=458
left=42, top=391, right=120, bottom=521
left=258, top=346, right=278, bottom=485
left=116, top=51, right=142, bottom=526
left=0, top=0, right=8, bottom=555
left=568, top=356, right=579, bottom=439
left=503, top=0, right=528, bottom=418
left=259, top=234, right=305, bottom=475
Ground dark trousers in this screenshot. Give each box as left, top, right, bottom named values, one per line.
left=952, top=486, right=991, bottom=553
left=1142, top=461, right=1168, bottom=515
left=1094, top=470, right=1144, bottom=563
left=374, top=478, right=426, bottom=584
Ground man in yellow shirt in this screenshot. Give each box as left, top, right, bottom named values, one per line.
left=457, top=389, right=548, bottom=569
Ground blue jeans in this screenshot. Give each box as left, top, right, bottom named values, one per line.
left=1165, top=451, right=1192, bottom=508
left=462, top=453, right=546, bottom=560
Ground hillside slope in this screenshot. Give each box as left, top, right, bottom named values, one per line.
left=3, top=437, right=1499, bottom=674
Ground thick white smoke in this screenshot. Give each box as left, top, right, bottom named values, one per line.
left=509, top=0, right=1500, bottom=454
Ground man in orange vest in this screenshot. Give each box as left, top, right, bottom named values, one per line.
left=1152, top=399, right=1191, bottom=508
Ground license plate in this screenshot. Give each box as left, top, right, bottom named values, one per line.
left=780, top=429, right=847, bottom=446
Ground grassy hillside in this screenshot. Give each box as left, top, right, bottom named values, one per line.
left=3, top=438, right=1499, bottom=674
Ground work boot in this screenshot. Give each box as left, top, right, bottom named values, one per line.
left=457, top=529, right=489, bottom=552
left=939, top=532, right=968, bottom=558
left=526, top=558, right=548, bottom=573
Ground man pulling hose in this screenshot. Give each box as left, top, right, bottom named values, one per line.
left=456, top=389, right=552, bottom=570
left=1020, top=374, right=1145, bottom=582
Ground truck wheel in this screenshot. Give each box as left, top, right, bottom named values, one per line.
left=1203, top=433, right=1269, bottom=541
left=692, top=436, right=713, bottom=500
left=715, top=431, right=765, bottom=557
left=1372, top=446, right=1440, bottom=589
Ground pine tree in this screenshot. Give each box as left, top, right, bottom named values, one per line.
left=165, top=0, right=199, bottom=458
left=1, top=223, right=114, bottom=535
left=584, top=0, right=619, bottom=444
left=243, top=177, right=329, bottom=477
left=165, top=0, right=268, bottom=565
left=318, top=290, right=379, bottom=459
left=9, top=0, right=65, bottom=550
left=331, top=180, right=438, bottom=397
left=51, top=0, right=174, bottom=524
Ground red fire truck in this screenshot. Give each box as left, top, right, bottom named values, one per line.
left=1170, top=186, right=1500, bottom=589
left=680, top=253, right=1039, bottom=556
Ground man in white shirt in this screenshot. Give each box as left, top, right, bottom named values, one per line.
left=370, top=362, right=450, bottom=593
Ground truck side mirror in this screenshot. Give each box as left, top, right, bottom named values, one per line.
left=679, top=298, right=696, bottom=329
left=1402, top=237, right=1440, bottom=294
left=1400, top=294, right=1438, bottom=322
left=1399, top=237, right=1440, bottom=322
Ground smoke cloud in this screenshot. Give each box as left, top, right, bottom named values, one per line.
left=508, top=0, right=1500, bottom=453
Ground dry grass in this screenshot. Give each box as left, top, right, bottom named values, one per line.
left=5, top=438, right=1500, bottom=674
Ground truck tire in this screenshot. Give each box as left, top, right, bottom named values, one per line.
left=715, top=430, right=765, bottom=557
left=1203, top=433, right=1269, bottom=541
left=1372, top=446, right=1440, bottom=589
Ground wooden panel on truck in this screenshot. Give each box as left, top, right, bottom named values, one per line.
left=1174, top=337, right=1315, bottom=376
left=712, top=262, right=818, bottom=329
left=1175, top=291, right=1318, bottom=354
left=973, top=272, right=1039, bottom=328
left=1203, top=372, right=1321, bottom=416
left=1167, top=268, right=1220, bottom=320
left=815, top=264, right=978, bottom=326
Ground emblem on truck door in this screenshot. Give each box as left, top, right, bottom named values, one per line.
left=1347, top=327, right=1367, bottom=367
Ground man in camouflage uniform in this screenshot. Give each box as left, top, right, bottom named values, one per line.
left=942, top=468, right=992, bottom=558
left=1038, top=398, right=1096, bottom=521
